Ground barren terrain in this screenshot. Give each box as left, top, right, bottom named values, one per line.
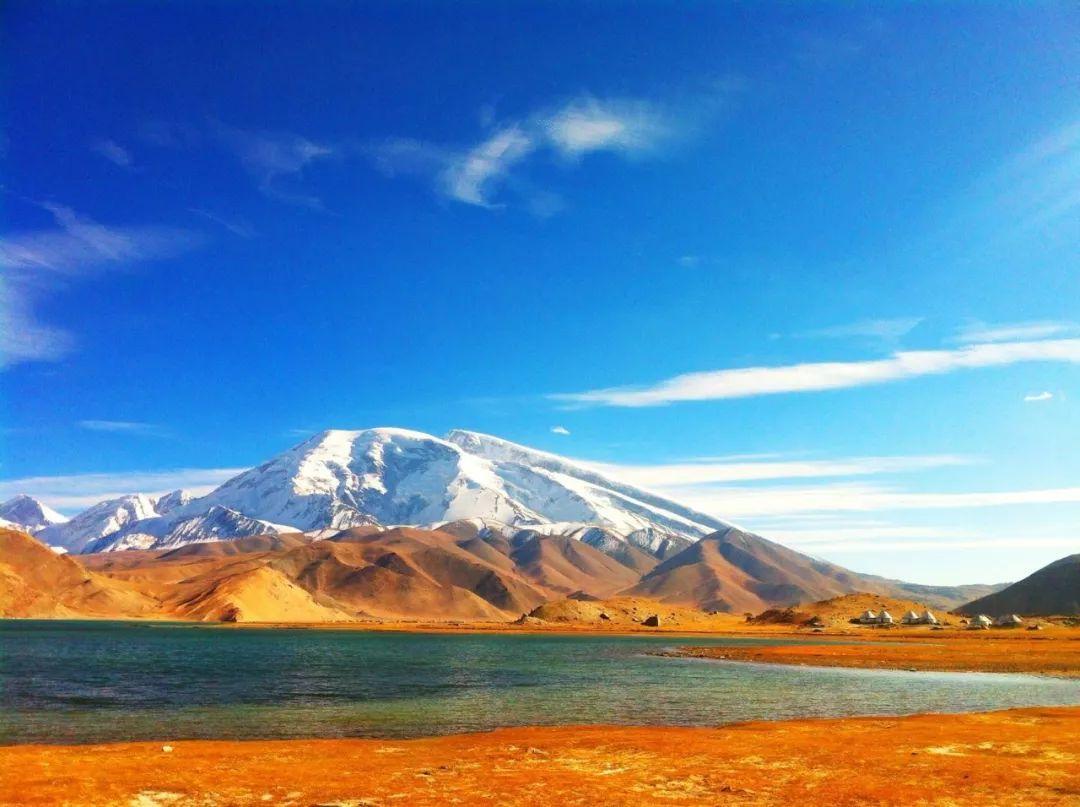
left=4, top=707, right=1078, bottom=806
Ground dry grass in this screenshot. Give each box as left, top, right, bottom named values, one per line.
left=3, top=707, right=1079, bottom=805
left=673, top=630, right=1080, bottom=677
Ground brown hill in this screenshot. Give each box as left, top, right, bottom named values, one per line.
left=626, top=527, right=1000, bottom=613
left=527, top=595, right=734, bottom=630
left=507, top=533, right=642, bottom=598
left=627, top=527, right=873, bottom=613
left=171, top=565, right=348, bottom=622
left=5, top=523, right=1011, bottom=624
left=0, top=529, right=158, bottom=618
left=268, top=529, right=543, bottom=620
left=957, top=554, right=1080, bottom=616
left=782, top=592, right=944, bottom=627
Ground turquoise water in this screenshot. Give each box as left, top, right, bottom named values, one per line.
left=2, top=620, right=1078, bottom=744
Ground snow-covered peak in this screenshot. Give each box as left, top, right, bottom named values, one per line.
left=446, top=429, right=729, bottom=536
left=187, top=427, right=537, bottom=531
left=88, top=505, right=295, bottom=553
left=154, top=489, right=195, bottom=515
left=61, top=427, right=733, bottom=556
left=36, top=493, right=160, bottom=552
left=0, top=495, right=68, bottom=533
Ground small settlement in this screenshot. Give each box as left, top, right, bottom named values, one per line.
left=853, top=608, right=1026, bottom=630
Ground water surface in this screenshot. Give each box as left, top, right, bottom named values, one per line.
left=2, top=620, right=1078, bottom=744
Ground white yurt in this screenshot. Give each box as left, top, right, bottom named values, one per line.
left=995, top=614, right=1023, bottom=627
left=920, top=610, right=939, bottom=625
left=859, top=609, right=878, bottom=624
left=968, top=614, right=993, bottom=630
left=901, top=610, right=921, bottom=625
left=877, top=609, right=895, bottom=625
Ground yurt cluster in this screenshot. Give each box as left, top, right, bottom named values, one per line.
left=854, top=609, right=1027, bottom=629
left=856, top=608, right=938, bottom=626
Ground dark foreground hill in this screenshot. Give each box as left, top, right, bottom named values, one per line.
left=958, top=554, right=1080, bottom=616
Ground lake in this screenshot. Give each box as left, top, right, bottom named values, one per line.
left=2, top=620, right=1078, bottom=744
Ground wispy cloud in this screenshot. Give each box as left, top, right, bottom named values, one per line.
left=1023, top=391, right=1054, bottom=403
left=187, top=208, right=257, bottom=239
left=370, top=94, right=677, bottom=210
left=0, top=287, right=73, bottom=365
left=550, top=425, right=571, bottom=436
left=955, top=320, right=1080, bottom=344
left=0, top=468, right=243, bottom=513
left=439, top=126, right=534, bottom=207
left=541, top=97, right=668, bottom=159
left=665, top=481, right=1080, bottom=519
left=589, top=454, right=970, bottom=487
left=0, top=201, right=202, bottom=368
left=78, top=420, right=168, bottom=437
left=788, top=536, right=1080, bottom=554
left=930, top=118, right=1080, bottom=261
left=794, top=317, right=923, bottom=343
left=555, top=338, right=1080, bottom=407
left=91, top=139, right=134, bottom=168
left=213, top=123, right=335, bottom=210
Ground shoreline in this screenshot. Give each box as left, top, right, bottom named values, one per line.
left=4, top=706, right=1078, bottom=805
left=665, top=634, right=1080, bottom=678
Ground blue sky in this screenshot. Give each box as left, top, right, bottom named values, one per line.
left=2, top=2, right=1078, bottom=584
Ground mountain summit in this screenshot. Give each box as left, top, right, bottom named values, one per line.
left=0, top=495, right=68, bottom=534
left=43, top=428, right=729, bottom=554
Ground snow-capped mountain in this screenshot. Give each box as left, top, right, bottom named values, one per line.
left=84, top=506, right=295, bottom=553
left=36, top=494, right=160, bottom=553
left=35, top=427, right=734, bottom=555
left=446, top=430, right=729, bottom=536
left=154, top=489, right=195, bottom=515
left=0, top=495, right=68, bottom=534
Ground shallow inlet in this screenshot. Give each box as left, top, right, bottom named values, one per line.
left=2, top=621, right=1079, bottom=745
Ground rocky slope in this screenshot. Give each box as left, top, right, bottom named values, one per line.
left=958, top=554, right=1080, bottom=616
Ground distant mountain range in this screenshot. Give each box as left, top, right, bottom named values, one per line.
left=0, top=522, right=1005, bottom=622
left=22, top=428, right=728, bottom=554
left=3, top=428, right=1007, bottom=615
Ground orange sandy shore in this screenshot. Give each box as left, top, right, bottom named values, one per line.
left=3, top=707, right=1079, bottom=806
left=672, top=632, right=1080, bottom=678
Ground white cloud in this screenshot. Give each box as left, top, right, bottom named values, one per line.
left=0, top=202, right=202, bottom=368
left=91, top=139, right=133, bottom=168
left=0, top=203, right=198, bottom=274
left=541, top=97, right=667, bottom=158
left=550, top=426, right=571, bottom=435
left=79, top=420, right=167, bottom=437
left=0, top=468, right=244, bottom=513
left=555, top=338, right=1080, bottom=407
left=1023, top=391, right=1054, bottom=403
left=439, top=126, right=534, bottom=207
left=955, top=320, right=1080, bottom=344
left=665, top=481, right=1080, bottom=519
left=0, top=286, right=73, bottom=365
left=795, top=317, right=923, bottom=342
left=795, top=537, right=1080, bottom=553
left=213, top=123, right=334, bottom=209
left=588, top=454, right=970, bottom=487
left=766, top=524, right=977, bottom=545
left=187, top=208, right=256, bottom=239
left=371, top=94, right=674, bottom=210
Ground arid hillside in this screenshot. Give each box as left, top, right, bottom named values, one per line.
left=2, top=524, right=1011, bottom=624
left=958, top=553, right=1080, bottom=616
left=0, top=528, right=159, bottom=618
